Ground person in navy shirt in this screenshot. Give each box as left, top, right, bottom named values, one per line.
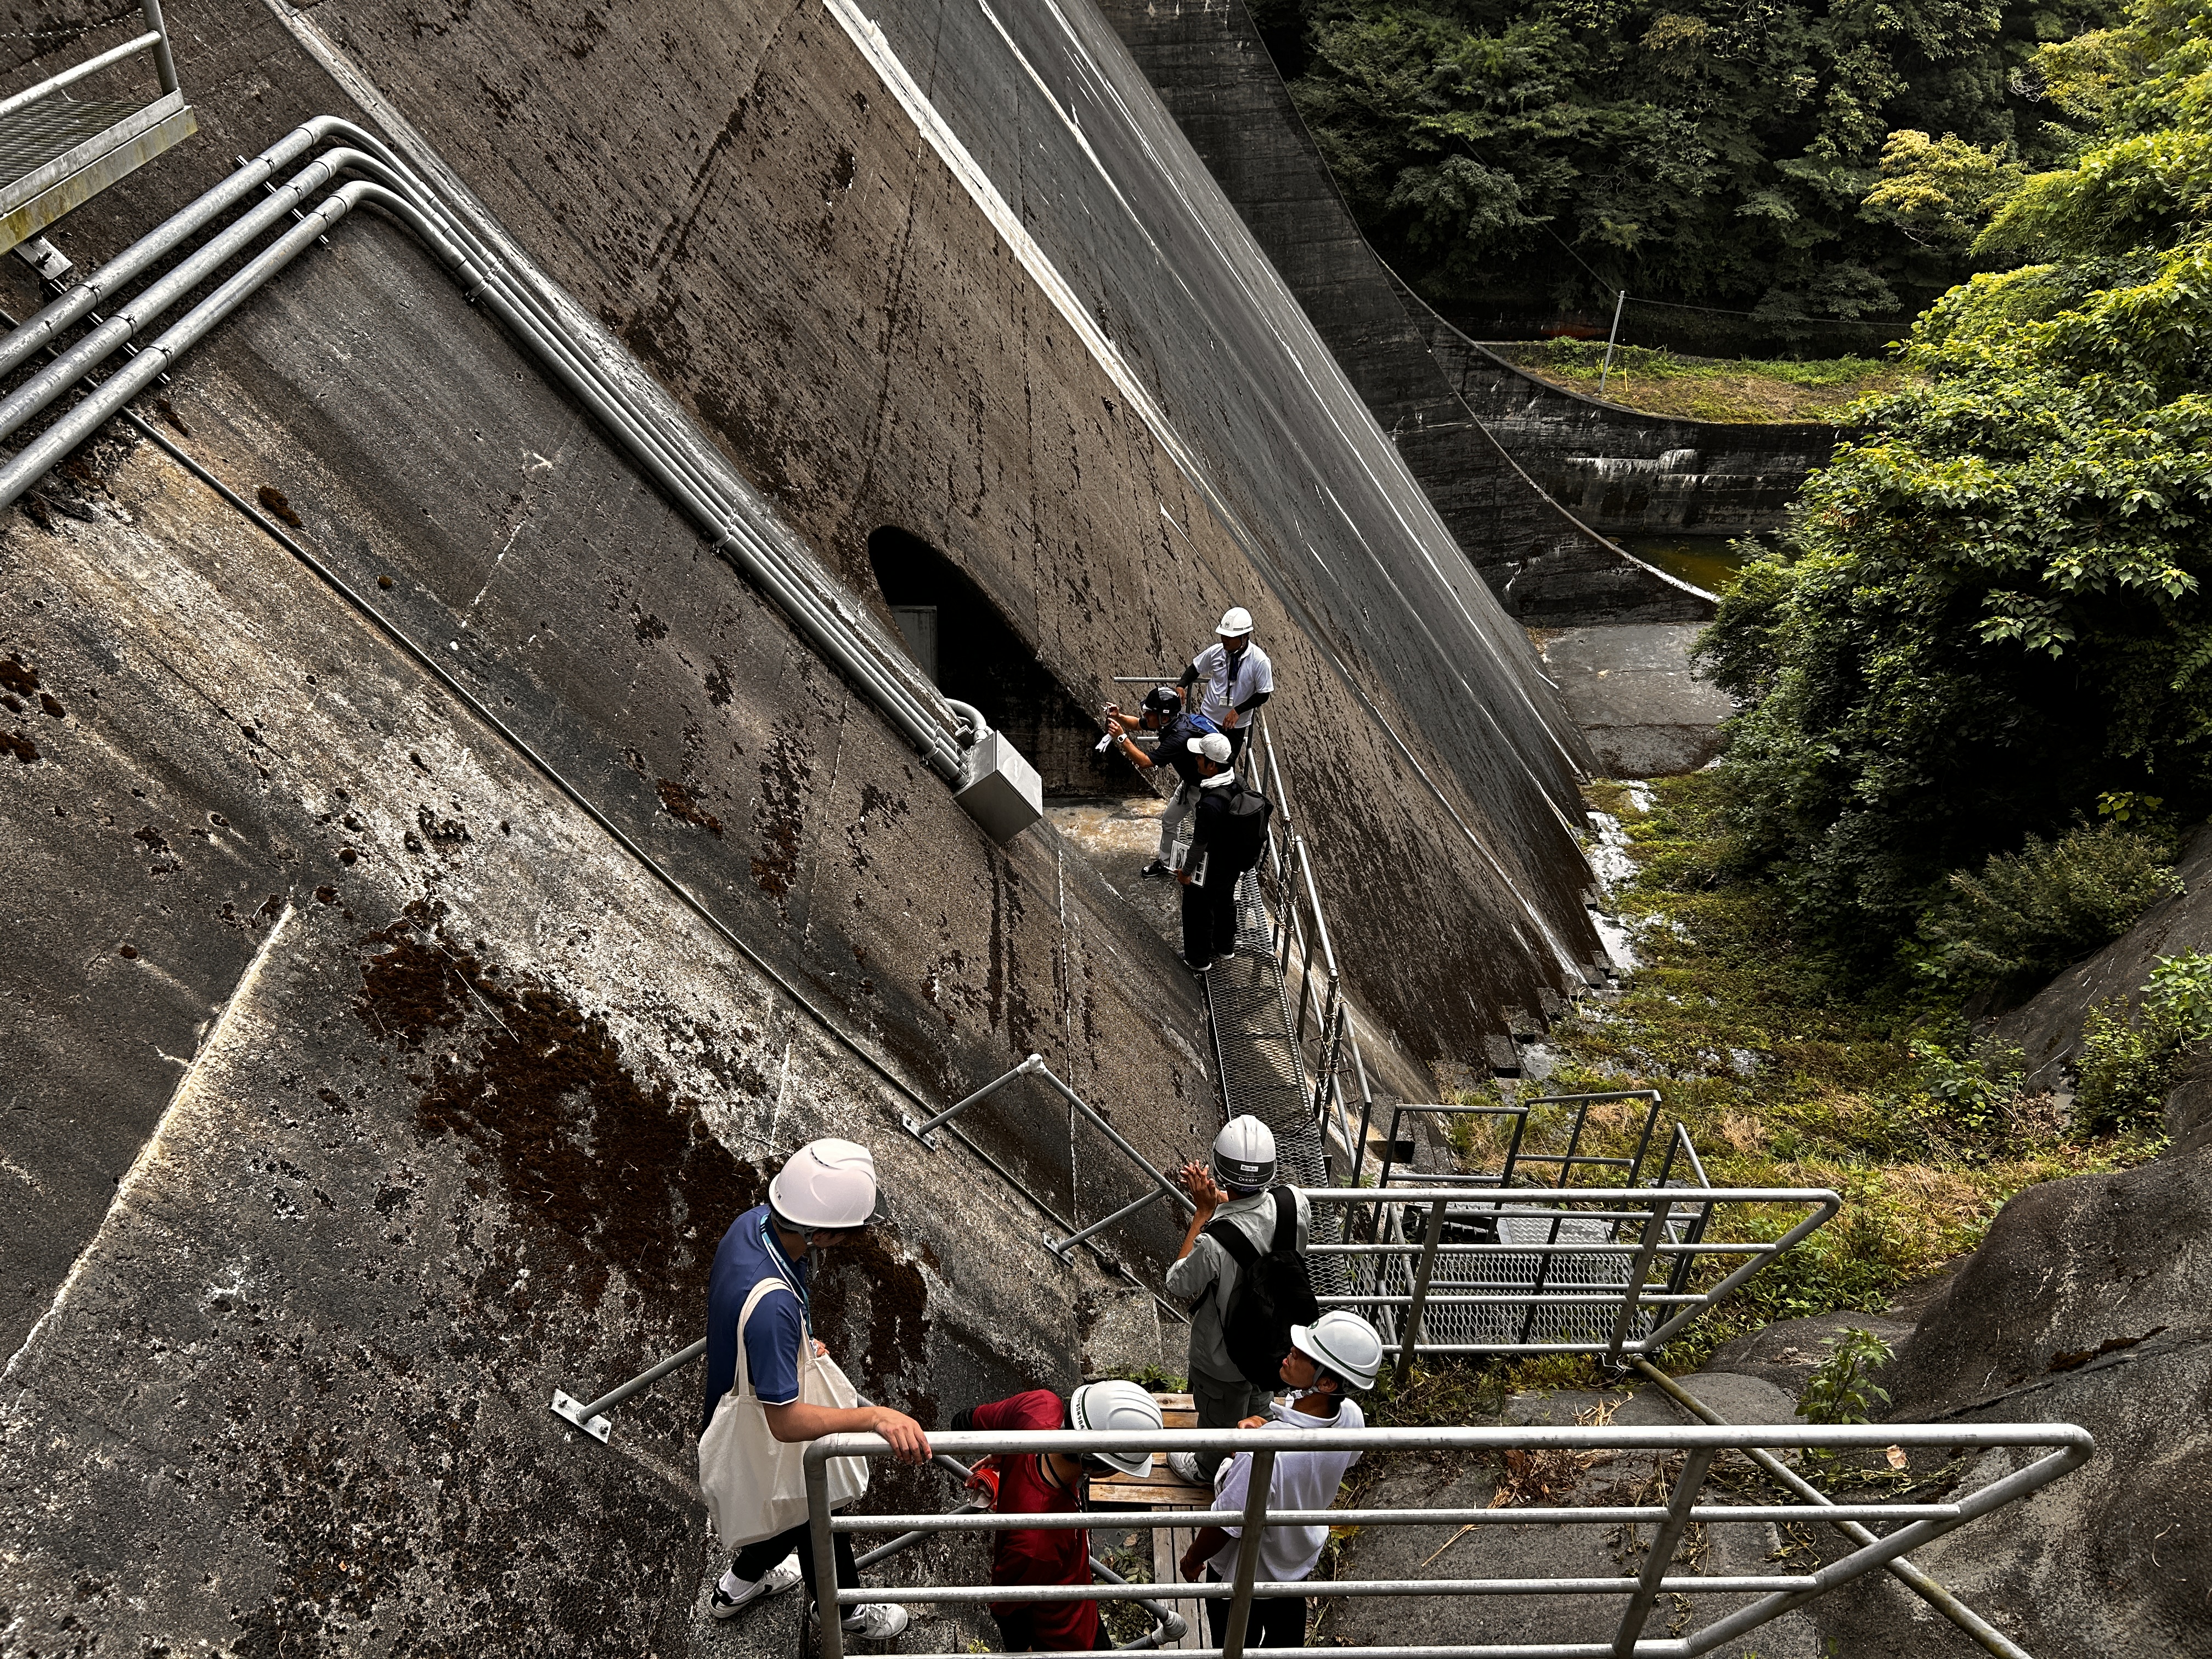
left=702, top=1140, right=930, bottom=1638
left=1101, top=685, right=1220, bottom=877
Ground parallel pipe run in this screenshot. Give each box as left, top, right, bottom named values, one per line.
left=0, top=120, right=969, bottom=783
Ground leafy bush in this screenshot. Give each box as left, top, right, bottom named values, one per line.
left=1799, top=1327, right=1895, bottom=1425
left=1918, top=820, right=2180, bottom=992
left=1698, top=0, right=2212, bottom=963
left=2074, top=949, right=2212, bottom=1130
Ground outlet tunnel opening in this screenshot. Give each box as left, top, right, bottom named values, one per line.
left=868, top=525, right=1133, bottom=798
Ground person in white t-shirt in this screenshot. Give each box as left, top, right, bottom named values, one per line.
left=1178, top=607, right=1273, bottom=758
left=1176, top=1312, right=1383, bottom=1648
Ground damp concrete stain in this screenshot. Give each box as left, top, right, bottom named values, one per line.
left=750, top=727, right=812, bottom=899
left=810, top=1224, right=933, bottom=1404
left=352, top=903, right=749, bottom=1310
left=656, top=777, right=724, bottom=836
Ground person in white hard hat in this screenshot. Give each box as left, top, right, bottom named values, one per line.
left=1175, top=730, right=1273, bottom=972
left=1177, top=1311, right=1384, bottom=1648
left=945, top=1379, right=1165, bottom=1650
left=1164, top=1115, right=1312, bottom=1480
left=701, top=1140, right=928, bottom=1636
left=1177, top=606, right=1273, bottom=759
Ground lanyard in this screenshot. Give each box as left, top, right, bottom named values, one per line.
left=757, top=1216, right=810, bottom=1336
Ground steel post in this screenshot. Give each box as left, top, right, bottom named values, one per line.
left=1609, top=1446, right=1713, bottom=1657
left=1392, top=1199, right=1448, bottom=1386
left=1598, top=289, right=1626, bottom=396
left=808, top=1454, right=845, bottom=1659
left=1605, top=1195, right=1673, bottom=1363
left=1630, top=1360, right=2033, bottom=1659
left=1045, top=1183, right=1172, bottom=1257
left=139, top=0, right=180, bottom=92
left=1221, top=1447, right=1277, bottom=1659
left=901, top=1052, right=1044, bottom=1145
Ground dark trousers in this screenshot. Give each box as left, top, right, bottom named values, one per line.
left=1203, top=1571, right=1307, bottom=1647
left=992, top=1609, right=1115, bottom=1651
left=1181, top=861, right=1246, bottom=968
left=731, top=1521, right=857, bottom=1611
left=1189, top=1365, right=1270, bottom=1481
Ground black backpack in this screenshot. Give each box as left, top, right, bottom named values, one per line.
left=1204, top=781, right=1274, bottom=873
left=1206, top=1186, right=1319, bottom=1387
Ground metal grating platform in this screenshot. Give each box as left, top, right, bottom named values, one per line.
left=1203, top=866, right=1348, bottom=1293
left=0, top=91, right=196, bottom=257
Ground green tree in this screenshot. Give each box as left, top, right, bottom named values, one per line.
left=1699, top=0, right=2212, bottom=966
left=1283, top=0, right=2114, bottom=320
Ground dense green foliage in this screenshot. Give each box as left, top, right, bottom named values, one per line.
left=1700, top=0, right=2212, bottom=961
left=1917, top=818, right=2181, bottom=991
left=1278, top=0, right=2111, bottom=318
left=2074, top=949, right=2212, bottom=1128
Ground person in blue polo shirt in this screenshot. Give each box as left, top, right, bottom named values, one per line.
left=701, top=1139, right=930, bottom=1636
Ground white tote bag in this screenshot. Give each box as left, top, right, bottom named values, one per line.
left=699, top=1278, right=872, bottom=1547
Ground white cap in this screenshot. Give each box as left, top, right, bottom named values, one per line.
left=1187, top=730, right=1233, bottom=764
left=769, top=1138, right=888, bottom=1229
left=1217, top=607, right=1254, bottom=637
left=1291, top=1311, right=1384, bottom=1390
left=1212, top=1115, right=1276, bottom=1190
left=1069, top=1379, right=1165, bottom=1477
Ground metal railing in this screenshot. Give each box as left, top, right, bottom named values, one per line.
left=899, top=1051, right=1196, bottom=1260
left=1301, top=1186, right=1838, bottom=1383
left=803, top=1420, right=2092, bottom=1659
left=0, top=0, right=180, bottom=122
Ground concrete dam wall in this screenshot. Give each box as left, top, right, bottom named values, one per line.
left=1094, top=0, right=1724, bottom=625
left=1, top=0, right=1611, bottom=1650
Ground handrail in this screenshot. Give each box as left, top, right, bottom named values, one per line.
left=899, top=1051, right=1196, bottom=1258
left=801, top=1422, right=2094, bottom=1659
left=1303, top=1186, right=1839, bottom=1363
left=0, top=1, right=180, bottom=122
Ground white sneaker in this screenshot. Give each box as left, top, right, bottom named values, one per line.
left=708, top=1553, right=801, bottom=1618
left=1167, top=1451, right=1205, bottom=1484
left=840, top=1602, right=911, bottom=1640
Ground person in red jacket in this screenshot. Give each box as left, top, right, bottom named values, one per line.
left=948, top=1380, right=1163, bottom=1651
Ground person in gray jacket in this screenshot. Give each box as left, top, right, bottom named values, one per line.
left=1163, top=1114, right=1311, bottom=1481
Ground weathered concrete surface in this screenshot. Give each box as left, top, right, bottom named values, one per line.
left=1797, top=1142, right=2212, bottom=1659
left=1325, top=1382, right=1817, bottom=1657
left=1993, top=822, right=2212, bottom=1087
left=1536, top=624, right=1736, bottom=778
left=0, top=0, right=1691, bottom=1644
left=1094, top=0, right=1713, bottom=627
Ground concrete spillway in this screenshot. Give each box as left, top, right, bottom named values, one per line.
left=2, top=0, right=1607, bottom=1649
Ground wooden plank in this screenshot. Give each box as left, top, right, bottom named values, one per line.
left=1151, top=1521, right=1209, bottom=1651
left=1087, top=1452, right=1214, bottom=1508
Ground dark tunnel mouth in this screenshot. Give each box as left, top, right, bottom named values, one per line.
left=866, top=525, right=1142, bottom=798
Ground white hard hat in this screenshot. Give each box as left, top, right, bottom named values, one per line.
left=768, top=1138, right=888, bottom=1230
left=1217, top=607, right=1254, bottom=637
left=1291, top=1311, right=1384, bottom=1391
left=1212, top=1115, right=1276, bottom=1191
left=1069, top=1379, right=1164, bottom=1477
left=1186, top=730, right=1233, bottom=765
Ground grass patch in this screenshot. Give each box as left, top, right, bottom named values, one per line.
left=1496, top=340, right=1910, bottom=424
left=1460, top=771, right=2157, bottom=1372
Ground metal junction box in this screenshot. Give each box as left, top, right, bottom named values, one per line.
left=954, top=730, right=1042, bottom=843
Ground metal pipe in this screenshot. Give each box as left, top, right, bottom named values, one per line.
left=903, top=1052, right=1045, bottom=1143
left=809, top=1453, right=846, bottom=1659
left=1630, top=1360, right=2033, bottom=1659
left=834, top=1498, right=1968, bottom=1533
left=1046, top=1182, right=1172, bottom=1257
left=1221, top=1446, right=1276, bottom=1659
left=1392, top=1198, right=1448, bottom=1386
left=0, top=31, right=162, bottom=120
left=138, top=0, right=179, bottom=93
left=1348, top=1034, right=1375, bottom=1189
left=1029, top=1059, right=1195, bottom=1217
left=1605, top=1194, right=1673, bottom=1363
left=1609, top=1446, right=1712, bottom=1657
left=1598, top=289, right=1626, bottom=397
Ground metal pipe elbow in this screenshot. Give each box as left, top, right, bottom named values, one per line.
left=943, top=698, right=990, bottom=747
